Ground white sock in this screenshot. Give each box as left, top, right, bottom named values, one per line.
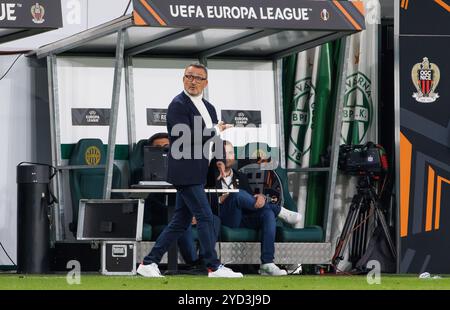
left=278, top=207, right=302, bottom=226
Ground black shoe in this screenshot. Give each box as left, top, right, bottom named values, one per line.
left=185, top=259, right=207, bottom=275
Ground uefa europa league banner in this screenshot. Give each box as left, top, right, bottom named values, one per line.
left=132, top=0, right=365, bottom=31
left=398, top=0, right=450, bottom=273
left=0, top=0, right=62, bottom=28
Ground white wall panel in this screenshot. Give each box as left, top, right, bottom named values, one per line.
left=133, top=59, right=278, bottom=147
left=57, top=57, right=128, bottom=145
left=208, top=60, right=278, bottom=147
left=0, top=57, right=34, bottom=265
left=133, top=58, right=197, bottom=142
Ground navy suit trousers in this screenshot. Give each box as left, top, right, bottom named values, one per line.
left=144, top=185, right=220, bottom=269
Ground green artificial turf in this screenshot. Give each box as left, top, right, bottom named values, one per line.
left=0, top=274, right=449, bottom=290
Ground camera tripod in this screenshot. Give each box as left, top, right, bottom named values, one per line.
left=331, top=175, right=397, bottom=269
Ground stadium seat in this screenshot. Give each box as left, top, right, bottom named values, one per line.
left=142, top=222, right=152, bottom=241
left=220, top=226, right=259, bottom=241
left=129, top=139, right=152, bottom=241
left=68, top=138, right=122, bottom=235
left=129, top=139, right=149, bottom=186
left=272, top=167, right=323, bottom=242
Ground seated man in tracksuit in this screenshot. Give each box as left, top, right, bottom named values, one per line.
left=207, top=141, right=302, bottom=276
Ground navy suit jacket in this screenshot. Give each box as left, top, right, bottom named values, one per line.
left=166, top=91, right=223, bottom=186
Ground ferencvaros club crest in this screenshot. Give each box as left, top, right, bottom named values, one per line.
left=85, top=146, right=101, bottom=166
left=31, top=3, right=45, bottom=24
left=411, top=57, right=440, bottom=103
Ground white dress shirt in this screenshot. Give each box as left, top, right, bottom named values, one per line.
left=184, top=90, right=217, bottom=163
left=184, top=90, right=213, bottom=128
left=221, top=170, right=235, bottom=190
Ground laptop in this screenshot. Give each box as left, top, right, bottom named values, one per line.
left=139, top=146, right=172, bottom=188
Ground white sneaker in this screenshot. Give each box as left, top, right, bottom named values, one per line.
left=259, top=263, right=288, bottom=276
left=208, top=265, right=244, bottom=278
left=137, top=263, right=164, bottom=277
left=278, top=207, right=302, bottom=226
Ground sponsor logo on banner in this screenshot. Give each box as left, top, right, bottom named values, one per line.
left=221, top=110, right=261, bottom=127
left=0, top=3, right=17, bottom=21
left=147, top=108, right=167, bottom=126
left=341, top=72, right=373, bottom=144
left=86, top=110, right=100, bottom=123
left=72, top=108, right=110, bottom=126
left=320, top=9, right=330, bottom=21
left=411, top=57, right=441, bottom=103
left=31, top=2, right=45, bottom=24
left=85, top=146, right=101, bottom=166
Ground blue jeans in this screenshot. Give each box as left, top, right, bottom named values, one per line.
left=144, top=193, right=198, bottom=264
left=177, top=215, right=221, bottom=265
left=143, top=184, right=220, bottom=269
left=219, top=191, right=281, bottom=264
left=177, top=225, right=197, bottom=264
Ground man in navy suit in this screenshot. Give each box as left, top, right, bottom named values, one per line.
left=137, top=63, right=243, bottom=278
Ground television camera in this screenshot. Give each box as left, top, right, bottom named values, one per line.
left=330, top=142, right=396, bottom=270
left=337, top=142, right=388, bottom=177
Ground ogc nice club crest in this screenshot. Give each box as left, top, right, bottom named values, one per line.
left=411, top=57, right=440, bottom=103
left=31, top=2, right=45, bottom=24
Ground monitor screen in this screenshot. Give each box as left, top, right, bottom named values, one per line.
left=77, top=199, right=144, bottom=241
left=143, top=146, right=168, bottom=181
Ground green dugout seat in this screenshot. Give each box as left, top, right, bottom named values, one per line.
left=221, top=226, right=259, bottom=242
left=129, top=139, right=149, bottom=186
left=142, top=222, right=152, bottom=241
left=273, top=167, right=323, bottom=242
left=129, top=139, right=152, bottom=241
left=69, top=138, right=122, bottom=235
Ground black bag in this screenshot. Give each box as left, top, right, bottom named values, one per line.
left=355, top=225, right=396, bottom=273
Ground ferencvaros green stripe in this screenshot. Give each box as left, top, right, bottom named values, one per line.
left=61, top=144, right=130, bottom=160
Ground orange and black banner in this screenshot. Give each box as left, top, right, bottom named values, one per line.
left=132, top=0, right=365, bottom=31
left=399, top=0, right=450, bottom=273
left=400, top=0, right=450, bottom=35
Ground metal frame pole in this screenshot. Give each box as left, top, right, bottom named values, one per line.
left=324, top=37, right=349, bottom=243
left=273, top=58, right=285, bottom=169
left=103, top=30, right=125, bottom=199
left=47, top=54, right=65, bottom=241
left=125, top=56, right=136, bottom=154
left=393, top=0, right=401, bottom=274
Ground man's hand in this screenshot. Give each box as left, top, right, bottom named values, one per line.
left=217, top=121, right=234, bottom=132
left=216, top=161, right=226, bottom=180
left=254, top=194, right=266, bottom=209
left=191, top=217, right=197, bottom=225
left=219, top=193, right=229, bottom=204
